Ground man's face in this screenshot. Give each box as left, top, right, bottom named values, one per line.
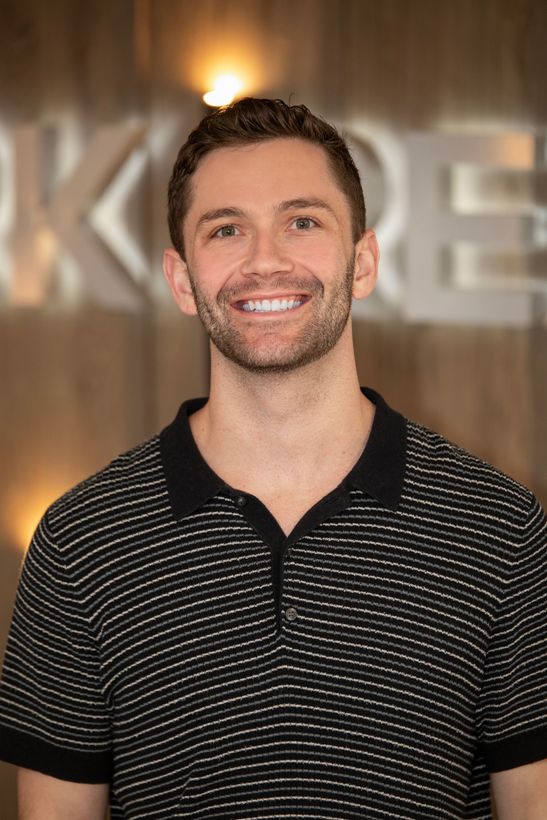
left=175, top=137, right=371, bottom=374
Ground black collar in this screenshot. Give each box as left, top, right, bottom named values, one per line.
left=160, top=387, right=406, bottom=519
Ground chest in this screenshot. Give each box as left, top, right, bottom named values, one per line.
left=91, top=495, right=499, bottom=712
left=85, top=491, right=508, bottom=820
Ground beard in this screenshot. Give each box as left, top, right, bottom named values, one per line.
left=188, top=256, right=355, bottom=375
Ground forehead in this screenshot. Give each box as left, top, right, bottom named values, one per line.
left=187, top=138, right=348, bottom=214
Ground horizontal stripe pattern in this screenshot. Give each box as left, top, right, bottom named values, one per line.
left=1, top=410, right=546, bottom=818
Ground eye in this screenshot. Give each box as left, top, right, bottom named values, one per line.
left=212, top=224, right=239, bottom=238
left=292, top=217, right=316, bottom=230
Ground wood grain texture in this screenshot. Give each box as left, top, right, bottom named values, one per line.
left=147, top=0, right=547, bottom=125
left=0, top=0, right=140, bottom=123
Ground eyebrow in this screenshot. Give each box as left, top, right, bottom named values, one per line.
left=196, top=207, right=246, bottom=230
left=195, top=198, right=336, bottom=231
left=276, top=197, right=336, bottom=216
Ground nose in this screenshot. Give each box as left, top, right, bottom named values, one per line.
left=240, top=229, right=293, bottom=277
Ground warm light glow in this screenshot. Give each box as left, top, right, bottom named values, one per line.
left=203, top=74, right=244, bottom=107
left=5, top=480, right=72, bottom=553
left=14, top=507, right=45, bottom=552
left=182, top=19, right=267, bottom=101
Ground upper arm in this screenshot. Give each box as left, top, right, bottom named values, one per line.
left=18, top=768, right=109, bottom=820
left=0, top=513, right=112, bottom=787
left=491, top=758, right=547, bottom=820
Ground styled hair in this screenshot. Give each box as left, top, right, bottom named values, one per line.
left=167, top=97, right=366, bottom=259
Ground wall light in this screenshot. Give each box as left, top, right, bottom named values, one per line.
left=203, top=74, right=243, bottom=108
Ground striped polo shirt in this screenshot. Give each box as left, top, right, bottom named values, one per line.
left=0, top=388, right=546, bottom=819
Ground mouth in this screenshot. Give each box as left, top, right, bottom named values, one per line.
left=233, top=295, right=311, bottom=314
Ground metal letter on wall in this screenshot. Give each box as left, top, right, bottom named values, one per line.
left=0, top=124, right=148, bottom=311
left=406, top=133, right=545, bottom=327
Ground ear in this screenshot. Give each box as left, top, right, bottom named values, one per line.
left=352, top=229, right=379, bottom=301
left=162, top=248, right=198, bottom=316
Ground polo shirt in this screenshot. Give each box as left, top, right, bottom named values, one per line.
left=0, top=387, right=546, bottom=819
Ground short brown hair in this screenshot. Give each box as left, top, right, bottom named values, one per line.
left=167, top=97, right=366, bottom=259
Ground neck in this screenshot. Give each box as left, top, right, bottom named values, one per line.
left=189, top=325, right=375, bottom=491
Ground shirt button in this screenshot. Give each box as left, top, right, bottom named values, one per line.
left=235, top=495, right=247, bottom=507
left=285, top=606, right=298, bottom=622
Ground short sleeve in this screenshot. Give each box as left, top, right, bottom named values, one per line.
left=0, top=510, right=112, bottom=782
left=477, top=495, right=547, bottom=772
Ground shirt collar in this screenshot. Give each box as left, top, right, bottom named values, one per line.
left=160, top=386, right=406, bottom=520
left=345, top=387, right=406, bottom=510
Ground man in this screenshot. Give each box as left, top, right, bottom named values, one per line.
left=0, top=98, right=545, bottom=819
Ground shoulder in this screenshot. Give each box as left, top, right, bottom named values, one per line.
left=402, top=417, right=541, bottom=539
left=43, top=432, right=166, bottom=547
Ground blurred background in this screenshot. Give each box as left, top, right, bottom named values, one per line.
left=0, top=0, right=546, bottom=814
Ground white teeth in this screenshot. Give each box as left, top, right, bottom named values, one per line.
left=240, top=298, right=304, bottom=313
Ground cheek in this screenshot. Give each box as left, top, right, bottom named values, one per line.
left=293, top=239, right=347, bottom=272
left=190, top=261, right=236, bottom=304
left=194, top=241, right=247, bottom=276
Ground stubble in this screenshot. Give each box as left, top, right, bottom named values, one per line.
left=188, top=256, right=355, bottom=375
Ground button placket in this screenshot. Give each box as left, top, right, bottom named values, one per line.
left=281, top=544, right=299, bottom=628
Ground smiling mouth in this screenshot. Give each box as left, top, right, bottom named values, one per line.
left=234, top=296, right=310, bottom=313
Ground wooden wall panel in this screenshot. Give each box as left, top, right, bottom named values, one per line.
left=147, top=0, right=547, bottom=125
left=0, top=0, right=141, bottom=123
left=339, top=0, right=547, bottom=126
